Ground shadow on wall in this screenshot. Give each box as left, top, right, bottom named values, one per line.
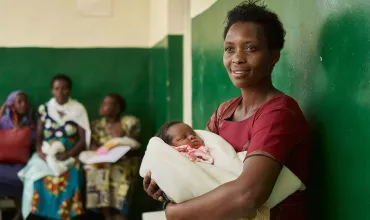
left=307, top=5, right=370, bottom=220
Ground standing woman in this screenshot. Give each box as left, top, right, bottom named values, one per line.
left=144, top=1, right=309, bottom=219
left=21, top=74, right=90, bottom=219
left=0, top=91, right=34, bottom=220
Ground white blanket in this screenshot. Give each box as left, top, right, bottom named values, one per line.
left=139, top=130, right=305, bottom=210
left=41, top=140, right=75, bottom=176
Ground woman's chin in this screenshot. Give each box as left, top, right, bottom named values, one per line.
left=55, top=98, right=68, bottom=105
left=231, top=81, right=249, bottom=89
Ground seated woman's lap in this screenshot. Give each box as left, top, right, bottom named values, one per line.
left=32, top=163, right=84, bottom=218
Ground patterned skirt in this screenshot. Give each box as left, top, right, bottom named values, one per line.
left=31, top=161, right=84, bottom=220
left=85, top=157, right=138, bottom=215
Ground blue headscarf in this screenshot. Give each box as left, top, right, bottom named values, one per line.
left=0, top=90, right=33, bottom=129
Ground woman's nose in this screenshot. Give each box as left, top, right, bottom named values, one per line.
left=188, top=135, right=196, bottom=140
left=232, top=49, right=246, bottom=64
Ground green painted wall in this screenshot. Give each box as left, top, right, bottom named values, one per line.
left=192, top=0, right=370, bottom=219
left=150, top=35, right=183, bottom=131
left=0, top=48, right=153, bottom=140
left=126, top=35, right=185, bottom=218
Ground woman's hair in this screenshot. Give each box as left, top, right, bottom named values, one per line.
left=155, top=120, right=183, bottom=144
left=107, top=93, right=126, bottom=114
left=224, top=0, right=286, bottom=50
left=51, top=74, right=72, bottom=89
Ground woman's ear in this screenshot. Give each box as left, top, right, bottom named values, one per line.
left=271, top=50, right=281, bottom=65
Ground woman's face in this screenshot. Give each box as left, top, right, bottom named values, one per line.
left=99, top=96, right=118, bottom=117
left=13, top=93, right=28, bottom=115
left=223, top=22, right=279, bottom=88
left=51, top=79, right=71, bottom=105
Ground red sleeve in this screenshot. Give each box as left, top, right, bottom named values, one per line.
left=246, top=106, right=299, bottom=165
left=206, top=105, right=219, bottom=134
left=206, top=97, right=242, bottom=134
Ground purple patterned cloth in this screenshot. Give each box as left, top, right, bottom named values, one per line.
left=0, top=91, right=34, bottom=197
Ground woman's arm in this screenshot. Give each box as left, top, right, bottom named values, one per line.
left=68, top=126, right=86, bottom=157
left=165, top=155, right=281, bottom=220
left=125, top=116, right=140, bottom=140
left=89, top=138, right=99, bottom=151
left=125, top=116, right=141, bottom=157
left=0, top=101, right=5, bottom=117
left=36, top=119, right=46, bottom=160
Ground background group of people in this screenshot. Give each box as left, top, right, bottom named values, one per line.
left=0, top=74, right=140, bottom=220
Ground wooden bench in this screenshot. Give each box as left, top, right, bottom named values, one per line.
left=0, top=198, right=15, bottom=220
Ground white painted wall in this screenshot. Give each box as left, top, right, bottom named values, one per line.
left=191, top=0, right=218, bottom=18
left=182, top=0, right=192, bottom=126
left=149, top=0, right=186, bottom=46
left=149, top=0, right=169, bottom=47
left=0, top=0, right=150, bottom=48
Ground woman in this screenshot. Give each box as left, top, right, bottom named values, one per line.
left=86, top=94, right=140, bottom=220
left=144, top=1, right=309, bottom=220
left=20, top=74, right=90, bottom=219
left=0, top=91, right=34, bottom=220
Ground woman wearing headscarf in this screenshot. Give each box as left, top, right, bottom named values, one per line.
left=0, top=90, right=34, bottom=220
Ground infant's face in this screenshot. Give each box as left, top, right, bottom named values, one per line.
left=167, top=123, right=204, bottom=148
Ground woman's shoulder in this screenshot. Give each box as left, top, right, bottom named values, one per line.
left=260, top=95, right=302, bottom=112
left=218, top=96, right=242, bottom=108
left=216, top=96, right=242, bottom=115
left=91, top=118, right=104, bottom=128
left=38, top=103, right=48, bottom=114
left=121, top=115, right=139, bottom=125
left=256, top=95, right=307, bottom=125
left=69, top=99, right=87, bottom=111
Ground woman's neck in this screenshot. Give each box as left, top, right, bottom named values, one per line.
left=105, top=115, right=120, bottom=124
left=56, top=100, right=68, bottom=106
left=239, top=80, right=280, bottom=113
left=16, top=113, right=24, bottom=119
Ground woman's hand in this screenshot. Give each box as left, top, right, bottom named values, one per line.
left=143, top=172, right=164, bottom=201
left=12, top=117, right=22, bottom=129
left=56, top=152, right=70, bottom=161
left=0, top=101, right=6, bottom=117
left=37, top=150, right=46, bottom=160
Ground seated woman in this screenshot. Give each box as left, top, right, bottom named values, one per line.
left=0, top=91, right=34, bottom=220
left=20, top=74, right=90, bottom=219
left=86, top=93, right=140, bottom=220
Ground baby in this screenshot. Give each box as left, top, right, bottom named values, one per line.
left=156, top=121, right=214, bottom=164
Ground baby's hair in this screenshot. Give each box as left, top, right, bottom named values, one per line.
left=155, top=120, right=183, bottom=144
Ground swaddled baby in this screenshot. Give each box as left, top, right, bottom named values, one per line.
left=41, top=140, right=75, bottom=176
left=156, top=121, right=214, bottom=164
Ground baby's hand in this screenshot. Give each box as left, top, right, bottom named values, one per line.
left=188, top=154, right=197, bottom=161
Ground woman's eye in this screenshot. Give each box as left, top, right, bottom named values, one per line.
left=224, top=47, right=234, bottom=52
left=246, top=46, right=256, bottom=52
